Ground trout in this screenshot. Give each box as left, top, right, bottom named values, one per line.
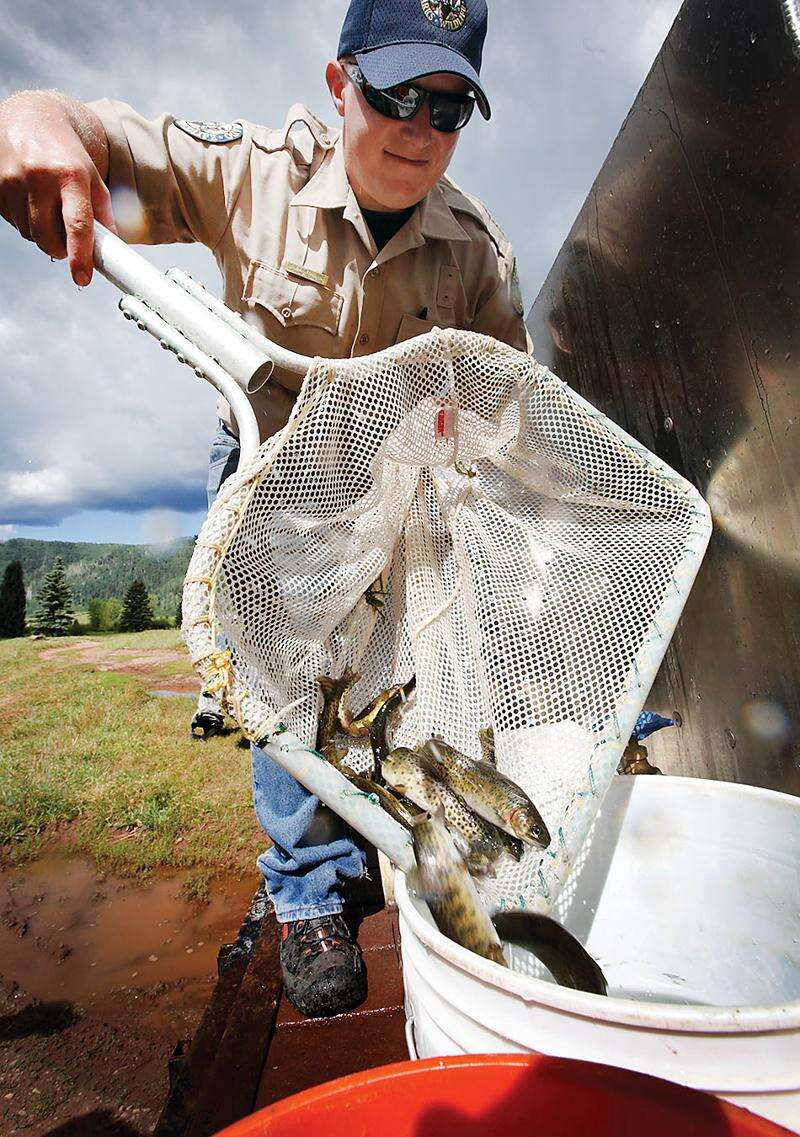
left=368, top=676, right=416, bottom=775
left=335, top=759, right=424, bottom=831
left=409, top=810, right=507, bottom=967
left=418, top=738, right=551, bottom=848
left=493, top=911, right=608, bottom=996
left=316, top=667, right=358, bottom=760
left=383, top=747, right=507, bottom=876
left=410, top=818, right=608, bottom=996
left=339, top=674, right=415, bottom=737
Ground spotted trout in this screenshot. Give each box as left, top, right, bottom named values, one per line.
left=383, top=747, right=521, bottom=875
left=418, top=738, right=550, bottom=848
left=410, top=815, right=608, bottom=996
left=409, top=810, right=507, bottom=967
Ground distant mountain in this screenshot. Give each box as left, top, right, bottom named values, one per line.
left=0, top=537, right=195, bottom=618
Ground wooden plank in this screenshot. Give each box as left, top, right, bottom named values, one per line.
left=154, top=885, right=268, bottom=1137
left=184, top=911, right=283, bottom=1137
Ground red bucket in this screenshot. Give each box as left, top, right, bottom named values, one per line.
left=215, top=1054, right=793, bottom=1136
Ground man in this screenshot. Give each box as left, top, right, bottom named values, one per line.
left=0, top=0, right=531, bottom=1018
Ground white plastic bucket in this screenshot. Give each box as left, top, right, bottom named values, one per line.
left=397, top=776, right=800, bottom=1132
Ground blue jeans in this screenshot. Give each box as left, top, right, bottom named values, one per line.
left=206, top=420, right=365, bottom=921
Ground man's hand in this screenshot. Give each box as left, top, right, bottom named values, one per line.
left=0, top=90, right=117, bottom=286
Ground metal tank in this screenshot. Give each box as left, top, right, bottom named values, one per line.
left=527, top=0, right=800, bottom=793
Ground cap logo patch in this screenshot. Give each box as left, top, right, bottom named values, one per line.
left=420, top=0, right=467, bottom=32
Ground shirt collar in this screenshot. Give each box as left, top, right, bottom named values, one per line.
left=291, top=136, right=471, bottom=244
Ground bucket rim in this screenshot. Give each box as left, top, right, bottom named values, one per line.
left=396, top=776, right=800, bottom=1035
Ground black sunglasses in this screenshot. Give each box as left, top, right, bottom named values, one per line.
left=343, top=62, right=475, bottom=133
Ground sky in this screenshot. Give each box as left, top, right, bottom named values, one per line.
left=0, top=0, right=681, bottom=545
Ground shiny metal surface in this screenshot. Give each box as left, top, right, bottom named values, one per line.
left=528, top=0, right=800, bottom=793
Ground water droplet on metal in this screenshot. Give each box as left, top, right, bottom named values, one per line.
left=724, top=728, right=736, bottom=749
left=664, top=417, right=674, bottom=432
left=654, top=320, right=661, bottom=329
left=750, top=30, right=756, bottom=43
left=706, top=459, right=713, bottom=469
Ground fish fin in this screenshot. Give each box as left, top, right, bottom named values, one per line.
left=478, top=726, right=497, bottom=765
left=414, top=748, right=445, bottom=780
left=472, top=756, right=507, bottom=779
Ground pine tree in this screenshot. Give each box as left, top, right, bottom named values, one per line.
left=0, top=560, right=27, bottom=638
left=120, top=579, right=154, bottom=632
left=31, top=558, right=74, bottom=637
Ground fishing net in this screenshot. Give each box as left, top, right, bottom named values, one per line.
left=182, top=328, right=710, bottom=913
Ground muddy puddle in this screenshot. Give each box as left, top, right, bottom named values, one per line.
left=0, top=855, right=255, bottom=1013
left=0, top=855, right=259, bottom=1135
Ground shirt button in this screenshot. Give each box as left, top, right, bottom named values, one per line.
left=373, top=267, right=381, bottom=278
left=359, top=333, right=370, bottom=345
left=281, top=307, right=292, bottom=319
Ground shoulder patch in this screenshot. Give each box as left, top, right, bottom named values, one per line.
left=174, top=120, right=243, bottom=144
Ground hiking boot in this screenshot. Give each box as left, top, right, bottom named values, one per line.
left=191, top=710, right=224, bottom=740
left=279, top=913, right=367, bottom=1018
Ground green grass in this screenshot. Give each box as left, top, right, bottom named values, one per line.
left=0, top=632, right=262, bottom=881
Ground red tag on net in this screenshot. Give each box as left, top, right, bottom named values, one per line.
left=434, top=404, right=455, bottom=442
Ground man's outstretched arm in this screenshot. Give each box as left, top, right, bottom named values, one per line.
left=0, top=89, right=117, bottom=286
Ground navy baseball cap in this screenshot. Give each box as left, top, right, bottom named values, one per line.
left=338, top=0, right=491, bottom=120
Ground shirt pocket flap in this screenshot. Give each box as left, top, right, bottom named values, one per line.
left=395, top=312, right=441, bottom=344
left=243, top=261, right=342, bottom=335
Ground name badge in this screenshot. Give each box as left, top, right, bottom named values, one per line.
left=284, top=261, right=329, bottom=288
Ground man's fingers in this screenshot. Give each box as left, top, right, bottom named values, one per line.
left=90, top=174, right=117, bottom=236
left=27, top=191, right=67, bottom=259
left=0, top=186, right=33, bottom=240
left=61, top=179, right=95, bottom=286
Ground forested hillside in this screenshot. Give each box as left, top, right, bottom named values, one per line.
left=0, top=538, right=194, bottom=618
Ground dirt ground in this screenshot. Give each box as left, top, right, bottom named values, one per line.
left=0, top=639, right=255, bottom=1135
left=38, top=641, right=199, bottom=694
left=0, top=853, right=257, bottom=1135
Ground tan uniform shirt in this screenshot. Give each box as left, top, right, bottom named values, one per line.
left=89, top=99, right=532, bottom=441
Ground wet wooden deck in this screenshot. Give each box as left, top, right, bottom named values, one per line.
left=155, top=889, right=408, bottom=1136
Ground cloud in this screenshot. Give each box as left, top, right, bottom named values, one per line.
left=0, top=0, right=681, bottom=534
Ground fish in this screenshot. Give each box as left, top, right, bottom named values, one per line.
left=478, top=726, right=496, bottom=765
left=383, top=747, right=507, bottom=877
left=368, top=676, right=416, bottom=775
left=334, top=758, right=424, bottom=831
left=339, top=674, right=415, bottom=738
left=409, top=810, right=507, bottom=967
left=492, top=911, right=608, bottom=996
left=410, top=815, right=608, bottom=997
left=316, top=666, right=359, bottom=760
left=418, top=738, right=551, bottom=848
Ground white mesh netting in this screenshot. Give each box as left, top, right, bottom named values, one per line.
left=182, top=328, right=711, bottom=912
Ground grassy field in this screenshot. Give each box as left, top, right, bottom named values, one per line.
left=0, top=631, right=263, bottom=898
